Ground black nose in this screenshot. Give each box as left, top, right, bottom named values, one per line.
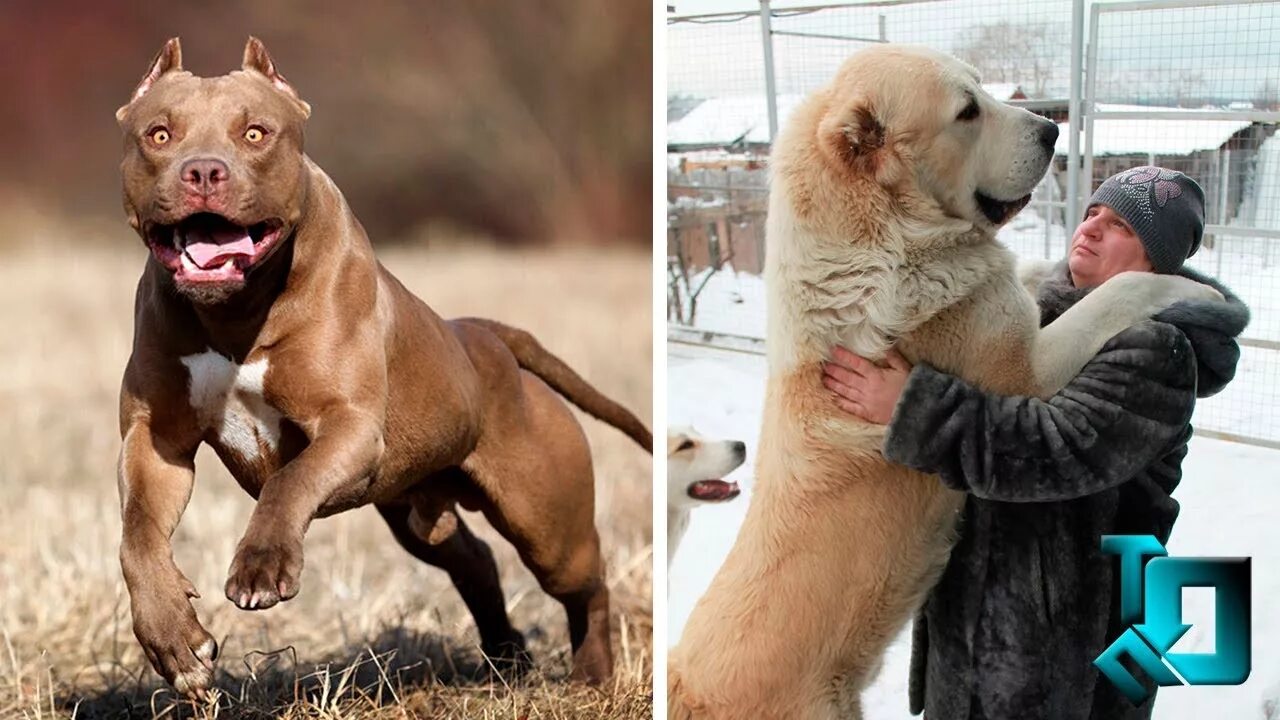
left=1039, top=122, right=1059, bottom=152
left=732, top=441, right=746, bottom=459
left=181, top=157, right=230, bottom=195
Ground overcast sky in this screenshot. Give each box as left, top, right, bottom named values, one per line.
left=667, top=0, right=1280, bottom=104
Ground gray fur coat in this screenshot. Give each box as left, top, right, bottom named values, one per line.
left=887, top=261, right=1249, bottom=720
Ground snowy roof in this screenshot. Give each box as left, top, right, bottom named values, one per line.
left=675, top=149, right=761, bottom=164
left=1053, top=104, right=1253, bottom=157
left=669, top=195, right=729, bottom=211
left=667, top=94, right=805, bottom=147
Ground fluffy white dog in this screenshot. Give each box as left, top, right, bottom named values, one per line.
left=666, top=426, right=745, bottom=566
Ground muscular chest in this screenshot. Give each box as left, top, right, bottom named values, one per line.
left=181, top=349, right=288, bottom=483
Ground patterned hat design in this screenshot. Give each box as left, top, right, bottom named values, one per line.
left=1084, top=165, right=1206, bottom=273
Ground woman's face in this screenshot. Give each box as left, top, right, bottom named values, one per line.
left=1068, top=204, right=1154, bottom=287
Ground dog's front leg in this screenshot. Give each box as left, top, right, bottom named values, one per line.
left=1032, top=271, right=1223, bottom=395
left=225, top=409, right=384, bottom=610
left=118, top=422, right=217, bottom=698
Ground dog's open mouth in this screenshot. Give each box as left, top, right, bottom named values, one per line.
left=974, top=191, right=1032, bottom=226
left=145, top=213, right=285, bottom=284
left=687, top=479, right=741, bottom=502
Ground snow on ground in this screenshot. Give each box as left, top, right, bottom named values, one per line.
left=668, top=342, right=1280, bottom=719
left=677, top=262, right=768, bottom=339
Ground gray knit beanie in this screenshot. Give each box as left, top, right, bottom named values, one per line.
left=1085, top=166, right=1205, bottom=273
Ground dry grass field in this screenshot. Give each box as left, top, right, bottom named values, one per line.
left=0, top=231, right=653, bottom=719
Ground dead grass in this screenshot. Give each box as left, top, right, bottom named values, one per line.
left=0, top=235, right=653, bottom=719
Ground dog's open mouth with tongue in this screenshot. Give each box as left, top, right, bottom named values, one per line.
left=145, top=212, right=286, bottom=285
left=687, top=479, right=741, bottom=502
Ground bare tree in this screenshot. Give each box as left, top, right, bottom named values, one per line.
left=1111, top=67, right=1208, bottom=106
left=953, top=21, right=1064, bottom=98
left=1255, top=80, right=1280, bottom=111
left=667, top=224, right=734, bottom=326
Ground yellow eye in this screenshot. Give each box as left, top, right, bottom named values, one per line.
left=245, top=126, right=266, bottom=143
left=150, top=127, right=170, bottom=145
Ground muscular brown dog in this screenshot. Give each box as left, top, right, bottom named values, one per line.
left=114, top=37, right=651, bottom=698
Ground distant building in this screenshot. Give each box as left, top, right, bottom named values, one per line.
left=668, top=155, right=767, bottom=274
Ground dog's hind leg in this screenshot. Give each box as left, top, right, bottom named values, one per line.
left=505, top=518, right=612, bottom=685
left=453, top=363, right=615, bottom=684
left=474, top=481, right=612, bottom=683
left=376, top=501, right=531, bottom=677
left=466, top=422, right=613, bottom=681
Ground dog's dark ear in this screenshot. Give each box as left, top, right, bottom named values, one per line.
left=818, top=97, right=887, bottom=173
left=116, top=37, right=182, bottom=123
left=242, top=36, right=312, bottom=118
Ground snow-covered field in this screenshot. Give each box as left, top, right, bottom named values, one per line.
left=667, top=342, right=1280, bottom=718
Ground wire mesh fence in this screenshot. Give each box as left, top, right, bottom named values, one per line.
left=667, top=0, right=1280, bottom=447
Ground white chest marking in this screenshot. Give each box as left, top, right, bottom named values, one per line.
left=180, top=350, right=283, bottom=461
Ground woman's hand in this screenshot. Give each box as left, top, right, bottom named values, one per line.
left=822, top=346, right=913, bottom=424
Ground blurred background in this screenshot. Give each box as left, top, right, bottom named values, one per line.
left=0, top=2, right=653, bottom=718
left=0, top=0, right=651, bottom=246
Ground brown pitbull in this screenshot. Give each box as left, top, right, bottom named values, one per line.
left=114, top=37, right=652, bottom=698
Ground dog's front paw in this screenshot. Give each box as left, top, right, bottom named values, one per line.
left=225, top=531, right=303, bottom=610
left=132, top=591, right=219, bottom=699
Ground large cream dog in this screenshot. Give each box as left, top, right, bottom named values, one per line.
left=668, top=45, right=1222, bottom=719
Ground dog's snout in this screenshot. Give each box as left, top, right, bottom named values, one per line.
left=1038, top=122, right=1059, bottom=152
left=181, top=158, right=230, bottom=195
left=732, top=441, right=746, bottom=459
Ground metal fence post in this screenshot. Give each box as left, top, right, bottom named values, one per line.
left=1067, top=0, right=1085, bottom=224
left=1082, top=4, right=1101, bottom=211
left=760, top=0, right=779, bottom=144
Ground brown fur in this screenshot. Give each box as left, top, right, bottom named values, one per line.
left=668, top=45, right=1221, bottom=719
left=114, top=37, right=649, bottom=698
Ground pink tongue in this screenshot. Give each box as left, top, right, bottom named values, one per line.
left=184, top=227, right=254, bottom=269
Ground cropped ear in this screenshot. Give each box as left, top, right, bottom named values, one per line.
left=116, top=37, right=182, bottom=123
left=817, top=97, right=887, bottom=174
left=242, top=36, right=311, bottom=117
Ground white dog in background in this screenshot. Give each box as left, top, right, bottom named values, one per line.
left=667, top=426, right=746, bottom=566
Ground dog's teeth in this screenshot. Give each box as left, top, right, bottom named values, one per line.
left=221, top=259, right=235, bottom=271
left=172, top=228, right=182, bottom=250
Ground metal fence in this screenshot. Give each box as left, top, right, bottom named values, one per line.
left=667, top=0, right=1280, bottom=448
